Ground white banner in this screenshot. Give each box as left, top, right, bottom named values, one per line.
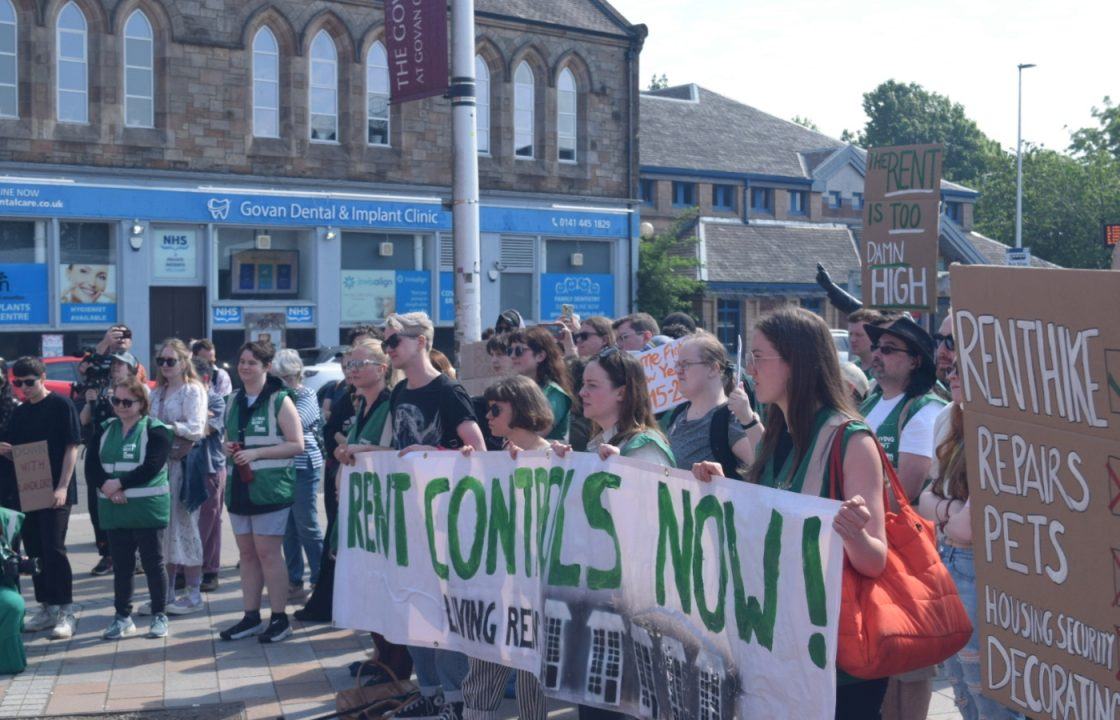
left=335, top=450, right=845, bottom=719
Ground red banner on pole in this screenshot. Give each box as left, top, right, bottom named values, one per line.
left=386, top=0, right=449, bottom=104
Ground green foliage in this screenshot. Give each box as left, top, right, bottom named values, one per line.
left=637, top=210, right=704, bottom=320
left=648, top=73, right=669, bottom=91
left=855, top=80, right=1002, bottom=185
left=791, top=115, right=820, bottom=131
left=1069, top=96, right=1120, bottom=160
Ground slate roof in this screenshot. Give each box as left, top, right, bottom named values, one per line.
left=965, top=231, right=1060, bottom=268
left=704, top=222, right=859, bottom=285
left=476, top=0, right=636, bottom=36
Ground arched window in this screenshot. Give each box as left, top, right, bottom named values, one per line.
left=0, top=0, right=16, bottom=118
left=308, top=30, right=337, bottom=142
left=366, top=41, right=389, bottom=146
left=123, top=10, right=153, bottom=128
left=56, top=2, right=88, bottom=123
left=513, top=61, right=533, bottom=159
left=475, top=55, right=489, bottom=154
left=557, top=68, right=577, bottom=163
left=251, top=27, right=279, bottom=138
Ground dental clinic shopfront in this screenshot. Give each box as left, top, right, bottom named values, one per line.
left=0, top=172, right=633, bottom=365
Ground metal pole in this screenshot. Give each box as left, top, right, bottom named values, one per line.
left=450, top=0, right=482, bottom=356
left=1015, top=63, right=1035, bottom=250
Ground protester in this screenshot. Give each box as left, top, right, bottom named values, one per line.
left=573, top=316, right=614, bottom=359
left=0, top=368, right=16, bottom=511
left=0, top=506, right=26, bottom=672
left=460, top=375, right=551, bottom=720
left=485, top=334, right=513, bottom=375
left=493, top=309, right=524, bottom=335
left=78, top=351, right=140, bottom=576
left=612, top=313, right=659, bottom=352
left=663, top=331, right=761, bottom=478
left=221, top=341, right=304, bottom=643
left=270, top=349, right=324, bottom=605
left=508, top=327, right=575, bottom=441
left=384, top=311, right=485, bottom=719
left=659, top=311, right=698, bottom=339
left=322, top=325, right=378, bottom=424
left=0, top=357, right=82, bottom=640
left=839, top=361, right=871, bottom=406
left=94, top=325, right=148, bottom=382
left=146, top=339, right=207, bottom=616
left=692, top=307, right=888, bottom=719
left=191, top=339, right=232, bottom=399
left=932, top=311, right=956, bottom=401
left=846, top=308, right=889, bottom=378
left=188, top=356, right=228, bottom=593
left=85, top=378, right=173, bottom=640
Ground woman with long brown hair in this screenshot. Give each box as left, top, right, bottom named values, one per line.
left=693, top=307, right=887, bottom=719
left=507, top=326, right=576, bottom=442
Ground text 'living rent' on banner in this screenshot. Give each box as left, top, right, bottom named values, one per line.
left=952, top=266, right=1120, bottom=719
left=334, top=450, right=845, bottom=719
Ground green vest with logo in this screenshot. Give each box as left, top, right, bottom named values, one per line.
left=620, top=429, right=675, bottom=467
left=224, top=389, right=296, bottom=509
left=97, top=416, right=171, bottom=530
left=347, top=394, right=392, bottom=448
left=859, top=390, right=945, bottom=466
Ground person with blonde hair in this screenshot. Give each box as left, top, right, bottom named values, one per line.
left=147, top=338, right=207, bottom=616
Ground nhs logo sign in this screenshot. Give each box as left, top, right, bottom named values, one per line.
left=286, top=306, right=314, bottom=324
left=212, top=306, right=242, bottom=326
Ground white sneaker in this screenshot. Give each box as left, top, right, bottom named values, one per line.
left=50, top=608, right=76, bottom=640
left=165, top=597, right=205, bottom=615
left=23, top=605, right=58, bottom=633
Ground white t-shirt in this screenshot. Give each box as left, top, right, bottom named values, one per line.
left=864, top=393, right=942, bottom=459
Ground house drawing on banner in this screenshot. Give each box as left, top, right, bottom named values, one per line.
left=543, top=600, right=572, bottom=691
left=662, top=636, right=689, bottom=720
left=696, top=650, right=726, bottom=720
left=630, top=625, right=660, bottom=718
left=585, top=611, right=626, bottom=706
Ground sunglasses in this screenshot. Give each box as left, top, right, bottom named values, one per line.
left=384, top=333, right=419, bottom=350
left=872, top=343, right=914, bottom=357
left=486, top=403, right=502, bottom=418
left=155, top=357, right=178, bottom=367
left=506, top=346, right=529, bottom=358
left=11, top=378, right=38, bottom=388
left=933, top=333, right=956, bottom=351
left=344, top=359, right=382, bottom=371
left=110, top=397, right=137, bottom=408
left=574, top=332, right=600, bottom=343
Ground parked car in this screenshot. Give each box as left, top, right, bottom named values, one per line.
left=6, top=355, right=83, bottom=400
left=830, top=329, right=850, bottom=364
left=297, top=346, right=346, bottom=396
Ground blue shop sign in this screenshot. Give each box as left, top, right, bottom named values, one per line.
left=286, top=305, right=314, bottom=324
left=540, top=273, right=614, bottom=320
left=0, top=181, right=629, bottom=238
left=212, top=306, right=243, bottom=326
left=439, top=271, right=455, bottom=322
left=0, top=263, right=49, bottom=325
left=62, top=303, right=116, bottom=324
left=396, top=271, right=431, bottom=314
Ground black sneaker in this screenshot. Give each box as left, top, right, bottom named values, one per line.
left=257, top=614, right=292, bottom=644
left=392, top=694, right=443, bottom=718
left=219, top=613, right=266, bottom=641
left=436, top=702, right=463, bottom=720
left=199, top=573, right=219, bottom=592
left=90, top=556, right=113, bottom=576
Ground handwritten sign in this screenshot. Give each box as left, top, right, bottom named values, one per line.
left=862, top=144, right=943, bottom=313
left=952, top=265, right=1120, bottom=717
left=12, top=441, right=55, bottom=512
left=635, top=339, right=686, bottom=414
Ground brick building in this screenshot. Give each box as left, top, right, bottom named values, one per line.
left=0, top=0, right=645, bottom=363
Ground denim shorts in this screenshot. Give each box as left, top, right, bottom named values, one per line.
left=229, top=507, right=291, bottom=537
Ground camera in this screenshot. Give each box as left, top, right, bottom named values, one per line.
left=1, top=555, right=40, bottom=585
left=72, top=350, right=114, bottom=398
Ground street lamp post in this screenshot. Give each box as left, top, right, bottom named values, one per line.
left=1015, top=62, right=1036, bottom=249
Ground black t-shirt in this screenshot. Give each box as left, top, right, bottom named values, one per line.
left=2, top=392, right=82, bottom=506
left=391, top=374, right=477, bottom=450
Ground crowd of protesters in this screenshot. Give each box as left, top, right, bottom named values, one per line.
left=0, top=301, right=1016, bottom=720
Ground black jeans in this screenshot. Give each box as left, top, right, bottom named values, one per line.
left=107, top=528, right=167, bottom=617
left=86, top=479, right=109, bottom=557
left=835, top=678, right=889, bottom=720
left=22, top=505, right=73, bottom=606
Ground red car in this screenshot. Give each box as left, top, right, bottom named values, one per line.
left=7, top=356, right=154, bottom=401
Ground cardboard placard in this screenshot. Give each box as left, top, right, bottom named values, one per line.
left=636, top=339, right=687, bottom=414
left=456, top=341, right=505, bottom=397
left=951, top=265, right=1120, bottom=717
left=861, top=144, right=943, bottom=313
left=11, top=441, right=55, bottom=512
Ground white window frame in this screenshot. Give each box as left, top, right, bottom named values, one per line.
left=584, top=611, right=625, bottom=706
left=0, top=0, right=16, bottom=118
left=475, top=55, right=489, bottom=155
left=123, top=10, right=153, bottom=128
left=251, top=27, right=279, bottom=138
left=513, top=61, right=534, bottom=159
left=542, top=600, right=571, bottom=691
left=308, top=30, right=338, bottom=144
left=55, top=1, right=88, bottom=124
left=557, top=68, right=577, bottom=163
left=366, top=41, right=389, bottom=147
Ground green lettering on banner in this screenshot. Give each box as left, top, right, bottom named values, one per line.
left=655, top=483, right=693, bottom=612
left=533, top=468, right=552, bottom=576
left=692, top=495, right=727, bottom=633
left=424, top=477, right=450, bottom=580
left=389, top=472, right=411, bottom=566
left=726, top=504, right=782, bottom=650
left=487, top=476, right=516, bottom=575
left=513, top=468, right=534, bottom=577
left=347, top=471, right=366, bottom=550
left=801, top=517, right=828, bottom=669
left=369, top=470, right=387, bottom=552
left=583, top=471, right=622, bottom=590
left=449, top=476, right=487, bottom=579
left=546, top=468, right=581, bottom=587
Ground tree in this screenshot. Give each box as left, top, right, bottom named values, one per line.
left=1069, top=96, right=1120, bottom=160
left=648, top=73, right=669, bottom=91
left=636, top=210, right=704, bottom=320
left=855, top=80, right=1003, bottom=185
left=791, top=115, right=820, bottom=131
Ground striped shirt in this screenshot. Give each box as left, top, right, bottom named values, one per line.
left=291, top=385, right=323, bottom=470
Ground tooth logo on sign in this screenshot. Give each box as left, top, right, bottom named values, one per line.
left=207, top=198, right=231, bottom=221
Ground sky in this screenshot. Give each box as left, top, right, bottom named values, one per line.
left=608, top=0, right=1119, bottom=152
